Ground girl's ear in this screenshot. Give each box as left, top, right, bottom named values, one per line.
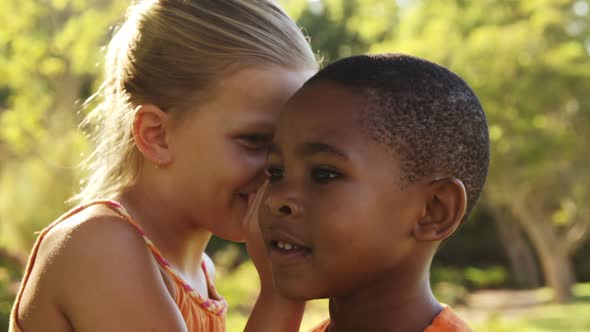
left=412, top=177, right=467, bottom=242
left=132, top=104, right=172, bottom=167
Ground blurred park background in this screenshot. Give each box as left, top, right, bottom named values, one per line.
left=0, top=0, right=589, bottom=331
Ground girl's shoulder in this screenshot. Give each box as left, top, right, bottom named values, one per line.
left=40, top=203, right=149, bottom=276
left=26, top=203, right=156, bottom=294
left=17, top=204, right=187, bottom=331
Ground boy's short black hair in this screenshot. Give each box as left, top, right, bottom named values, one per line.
left=305, top=53, right=489, bottom=218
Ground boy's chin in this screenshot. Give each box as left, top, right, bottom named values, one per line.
left=274, top=278, right=325, bottom=302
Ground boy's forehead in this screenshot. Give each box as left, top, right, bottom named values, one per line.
left=278, top=82, right=365, bottom=132
left=273, top=82, right=396, bottom=161
left=271, top=80, right=405, bottom=181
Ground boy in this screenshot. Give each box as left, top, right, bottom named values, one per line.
left=259, top=54, right=489, bottom=332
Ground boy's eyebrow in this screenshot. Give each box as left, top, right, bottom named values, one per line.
left=267, top=142, right=349, bottom=161
left=298, top=142, right=349, bottom=160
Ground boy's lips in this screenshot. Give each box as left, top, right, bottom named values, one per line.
left=265, top=229, right=312, bottom=266
left=267, top=228, right=310, bottom=247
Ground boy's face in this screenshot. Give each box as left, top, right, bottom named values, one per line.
left=259, top=82, right=426, bottom=300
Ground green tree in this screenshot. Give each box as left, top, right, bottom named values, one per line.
left=2, top=0, right=589, bottom=306
left=0, top=0, right=128, bottom=253
left=282, top=0, right=398, bottom=62
left=372, top=0, right=590, bottom=302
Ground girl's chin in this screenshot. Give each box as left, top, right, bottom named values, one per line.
left=205, top=197, right=250, bottom=242
left=214, top=231, right=246, bottom=243
left=211, top=219, right=247, bottom=243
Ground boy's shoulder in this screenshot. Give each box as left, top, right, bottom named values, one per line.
left=310, top=306, right=472, bottom=332
left=423, top=306, right=472, bottom=332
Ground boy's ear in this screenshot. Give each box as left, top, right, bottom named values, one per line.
left=132, top=104, right=172, bottom=167
left=412, top=177, right=467, bottom=242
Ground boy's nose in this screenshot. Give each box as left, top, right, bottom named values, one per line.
left=265, top=196, right=302, bottom=219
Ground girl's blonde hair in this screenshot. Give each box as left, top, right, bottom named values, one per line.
left=73, top=0, right=318, bottom=203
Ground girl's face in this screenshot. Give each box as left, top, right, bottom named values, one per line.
left=165, top=66, right=313, bottom=241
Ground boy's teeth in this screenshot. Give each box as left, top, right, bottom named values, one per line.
left=277, top=241, right=298, bottom=251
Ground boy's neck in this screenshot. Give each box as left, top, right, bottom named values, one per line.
left=327, top=259, right=442, bottom=332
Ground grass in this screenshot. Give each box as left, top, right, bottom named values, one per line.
left=470, top=283, right=590, bottom=332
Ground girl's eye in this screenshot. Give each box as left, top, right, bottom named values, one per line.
left=265, top=166, right=284, bottom=182
left=238, top=135, right=271, bottom=150
left=311, top=167, right=341, bottom=183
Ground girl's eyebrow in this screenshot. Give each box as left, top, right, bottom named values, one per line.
left=240, top=121, right=275, bottom=133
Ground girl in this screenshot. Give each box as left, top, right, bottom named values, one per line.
left=10, top=0, right=317, bottom=331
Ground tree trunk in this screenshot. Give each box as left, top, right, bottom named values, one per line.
left=539, top=248, right=575, bottom=303
left=492, top=211, right=541, bottom=288
left=511, top=203, right=575, bottom=303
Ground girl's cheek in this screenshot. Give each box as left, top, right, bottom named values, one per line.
left=240, top=149, right=269, bottom=173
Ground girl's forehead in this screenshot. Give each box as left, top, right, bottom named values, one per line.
left=181, top=66, right=309, bottom=121
left=218, top=66, right=310, bottom=100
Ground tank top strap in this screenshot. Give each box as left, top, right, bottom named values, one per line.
left=90, top=200, right=171, bottom=268
left=11, top=199, right=227, bottom=325
left=98, top=200, right=228, bottom=315
left=201, top=259, right=223, bottom=306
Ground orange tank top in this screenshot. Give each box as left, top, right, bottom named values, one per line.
left=9, top=200, right=227, bottom=332
left=310, top=306, right=472, bottom=332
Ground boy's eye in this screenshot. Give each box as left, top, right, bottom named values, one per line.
left=311, top=167, right=341, bottom=183
left=238, top=134, right=272, bottom=150
left=265, top=166, right=284, bottom=182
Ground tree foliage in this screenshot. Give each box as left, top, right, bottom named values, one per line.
left=0, top=0, right=127, bottom=252
left=0, top=0, right=588, bottom=303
